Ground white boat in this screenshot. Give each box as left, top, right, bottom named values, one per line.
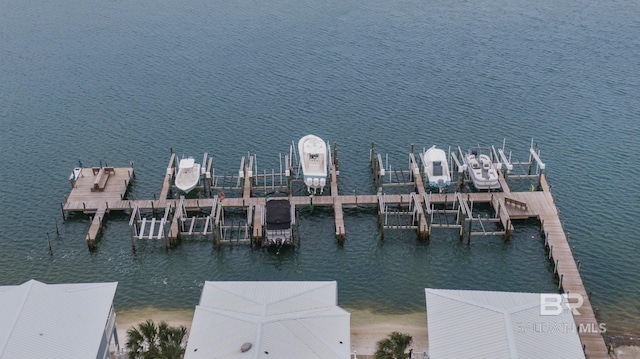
left=298, top=134, right=328, bottom=193
left=422, top=145, right=451, bottom=192
left=465, top=148, right=500, bottom=190
left=174, top=157, right=201, bottom=193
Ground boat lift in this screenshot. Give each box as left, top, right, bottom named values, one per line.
left=419, top=191, right=511, bottom=242
left=495, top=138, right=547, bottom=190
left=370, top=143, right=417, bottom=190
left=128, top=203, right=172, bottom=249
left=377, top=192, right=422, bottom=238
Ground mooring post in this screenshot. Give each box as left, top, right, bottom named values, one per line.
left=60, top=203, right=66, bottom=222
left=537, top=172, right=542, bottom=190
left=354, top=190, right=358, bottom=211
left=558, top=274, right=563, bottom=291
left=54, top=217, right=59, bottom=235
left=47, top=232, right=53, bottom=255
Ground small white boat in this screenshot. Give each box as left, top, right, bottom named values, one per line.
left=422, top=146, right=451, bottom=192
left=298, top=134, right=328, bottom=193
left=174, top=157, right=201, bottom=193
left=465, top=148, right=500, bottom=190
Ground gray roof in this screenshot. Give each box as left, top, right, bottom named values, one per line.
left=425, top=288, right=585, bottom=359
left=185, top=281, right=351, bottom=359
left=0, top=279, right=117, bottom=359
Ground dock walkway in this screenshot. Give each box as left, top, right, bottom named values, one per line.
left=61, top=147, right=608, bottom=358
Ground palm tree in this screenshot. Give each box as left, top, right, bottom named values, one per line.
left=375, top=331, right=413, bottom=359
left=126, top=319, right=188, bottom=359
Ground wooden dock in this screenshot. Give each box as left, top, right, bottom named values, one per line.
left=61, top=146, right=608, bottom=358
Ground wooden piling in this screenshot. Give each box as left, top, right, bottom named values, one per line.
left=47, top=232, right=53, bottom=255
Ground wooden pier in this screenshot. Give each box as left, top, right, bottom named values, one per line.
left=60, top=143, right=608, bottom=358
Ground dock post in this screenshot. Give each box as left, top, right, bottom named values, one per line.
left=558, top=274, right=564, bottom=291
left=60, top=203, right=66, bottom=222
left=537, top=171, right=542, bottom=190
left=47, top=232, right=53, bottom=255
left=54, top=217, right=59, bottom=235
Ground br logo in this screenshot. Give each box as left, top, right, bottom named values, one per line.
left=539, top=293, right=584, bottom=316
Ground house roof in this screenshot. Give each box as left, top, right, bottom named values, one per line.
left=425, top=288, right=585, bottom=359
left=185, top=281, right=351, bottom=359
left=0, top=280, right=117, bottom=359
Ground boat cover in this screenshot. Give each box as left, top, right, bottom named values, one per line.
left=265, top=199, right=291, bottom=230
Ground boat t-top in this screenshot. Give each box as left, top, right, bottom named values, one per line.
left=174, top=157, right=201, bottom=194
left=465, top=147, right=500, bottom=190
left=264, top=199, right=294, bottom=254
left=421, top=145, right=451, bottom=192
left=298, top=134, right=328, bottom=194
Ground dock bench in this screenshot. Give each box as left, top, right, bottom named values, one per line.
left=91, top=167, right=115, bottom=191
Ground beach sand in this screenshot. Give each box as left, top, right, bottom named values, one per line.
left=348, top=308, right=428, bottom=355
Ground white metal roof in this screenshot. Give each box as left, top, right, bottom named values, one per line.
left=0, top=279, right=117, bottom=359
left=425, top=288, right=585, bottom=359
left=185, top=281, right=351, bottom=359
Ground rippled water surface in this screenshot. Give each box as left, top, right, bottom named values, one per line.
left=1, top=0, right=639, bottom=335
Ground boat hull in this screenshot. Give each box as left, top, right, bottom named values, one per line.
left=175, top=158, right=201, bottom=193
left=466, top=153, right=500, bottom=190
left=422, top=146, right=451, bottom=190
left=298, top=134, right=328, bottom=193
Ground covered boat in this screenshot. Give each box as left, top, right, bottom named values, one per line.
left=422, top=145, right=451, bottom=192
left=174, top=157, right=201, bottom=193
left=298, top=134, right=328, bottom=194
left=465, top=148, right=500, bottom=190
left=264, top=199, right=293, bottom=253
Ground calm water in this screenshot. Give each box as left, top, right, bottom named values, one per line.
left=1, top=0, right=639, bottom=335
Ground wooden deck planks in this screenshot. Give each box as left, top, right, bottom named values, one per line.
left=539, top=212, right=609, bottom=358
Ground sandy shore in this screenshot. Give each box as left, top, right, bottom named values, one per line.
left=348, top=308, right=428, bottom=355
left=115, top=307, right=428, bottom=356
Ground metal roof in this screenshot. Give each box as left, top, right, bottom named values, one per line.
left=185, top=281, right=351, bottom=359
left=425, top=288, right=585, bottom=359
left=0, top=280, right=117, bottom=359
